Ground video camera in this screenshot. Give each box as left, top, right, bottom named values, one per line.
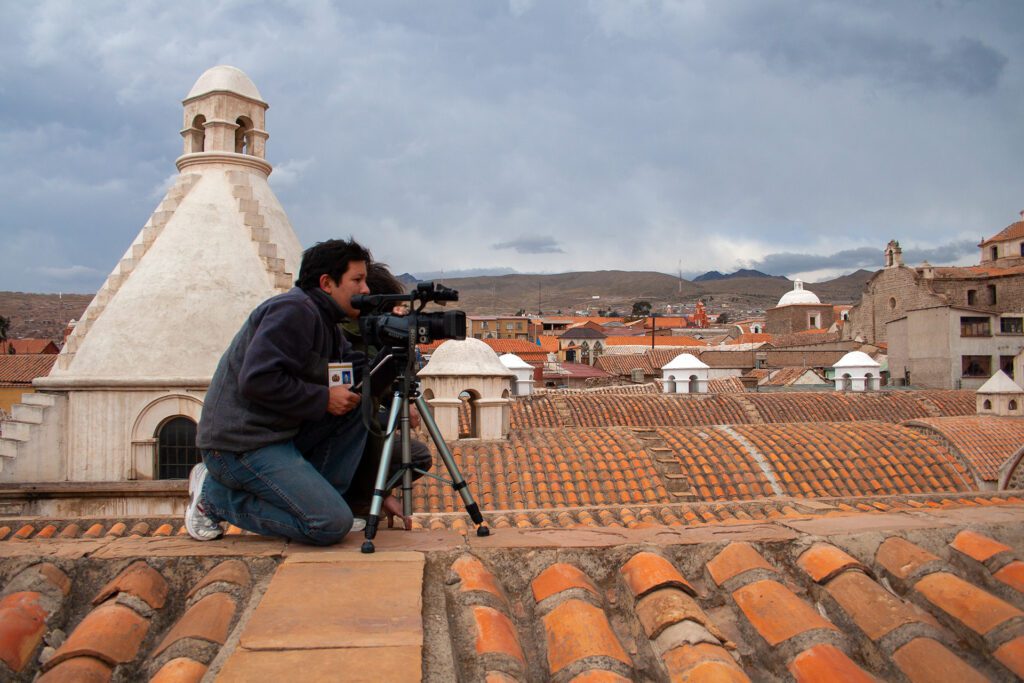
left=351, top=281, right=467, bottom=350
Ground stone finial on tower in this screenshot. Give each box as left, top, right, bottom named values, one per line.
left=884, top=240, right=903, bottom=268
left=177, top=65, right=271, bottom=175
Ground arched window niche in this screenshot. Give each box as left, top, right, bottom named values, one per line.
left=131, top=394, right=204, bottom=480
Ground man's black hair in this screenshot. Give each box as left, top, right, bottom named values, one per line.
left=366, top=262, right=406, bottom=296
left=295, top=238, right=372, bottom=290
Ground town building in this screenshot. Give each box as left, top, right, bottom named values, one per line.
left=847, top=221, right=1024, bottom=346
left=466, top=315, right=531, bottom=341
left=765, top=280, right=835, bottom=335
left=887, top=305, right=1024, bottom=389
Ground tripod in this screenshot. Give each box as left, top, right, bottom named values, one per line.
left=360, top=345, right=491, bottom=554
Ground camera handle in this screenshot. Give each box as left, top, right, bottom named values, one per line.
left=360, top=376, right=490, bottom=554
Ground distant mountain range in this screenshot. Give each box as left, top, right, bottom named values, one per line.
left=2, top=269, right=876, bottom=339
left=692, top=269, right=786, bottom=282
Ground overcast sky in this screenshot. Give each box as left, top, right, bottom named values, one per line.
left=1, top=1, right=1022, bottom=293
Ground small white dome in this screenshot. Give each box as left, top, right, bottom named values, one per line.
left=832, top=351, right=880, bottom=369
left=661, top=353, right=709, bottom=371
left=499, top=353, right=533, bottom=370
left=977, top=370, right=1024, bottom=394
left=418, top=338, right=516, bottom=377
left=186, top=65, right=264, bottom=102
left=778, top=279, right=821, bottom=306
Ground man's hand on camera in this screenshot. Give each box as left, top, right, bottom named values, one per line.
left=382, top=494, right=411, bottom=530
left=327, top=385, right=361, bottom=415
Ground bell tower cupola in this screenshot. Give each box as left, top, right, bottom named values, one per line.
left=177, top=65, right=271, bottom=176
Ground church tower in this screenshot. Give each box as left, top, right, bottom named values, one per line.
left=2, top=67, right=303, bottom=490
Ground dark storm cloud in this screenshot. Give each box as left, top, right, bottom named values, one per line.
left=492, top=236, right=565, bottom=254
left=743, top=240, right=978, bottom=276
left=0, top=2, right=1022, bottom=292
left=734, top=5, right=1008, bottom=95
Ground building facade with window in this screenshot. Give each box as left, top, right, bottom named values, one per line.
left=466, top=316, right=531, bottom=341
left=847, top=218, right=1024, bottom=346
left=886, top=305, right=1024, bottom=389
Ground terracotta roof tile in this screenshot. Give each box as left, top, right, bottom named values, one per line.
left=149, top=657, right=208, bottom=683
left=980, top=219, right=1024, bottom=246
left=451, top=555, right=509, bottom=607
left=566, top=671, right=634, bottom=682
left=620, top=552, right=695, bottom=600
left=892, top=637, right=988, bottom=683
left=37, top=656, right=113, bottom=682
left=950, top=529, right=1013, bottom=564
left=797, top=543, right=870, bottom=584
left=732, top=579, right=839, bottom=646
left=186, top=559, right=251, bottom=599
left=471, top=605, right=525, bottom=669
left=541, top=599, right=632, bottom=675
left=994, top=636, right=1024, bottom=678
left=994, top=562, right=1024, bottom=594
left=45, top=602, right=149, bottom=669
left=0, top=592, right=48, bottom=672
left=153, top=592, right=237, bottom=657
left=532, top=563, right=600, bottom=603
left=876, top=537, right=942, bottom=580
left=916, top=572, right=1023, bottom=636
left=822, top=570, right=941, bottom=641
left=787, top=644, right=874, bottom=683
left=92, top=560, right=168, bottom=610
left=0, top=355, right=57, bottom=384
left=905, top=416, right=1024, bottom=481
left=662, top=644, right=750, bottom=682
left=707, top=542, right=776, bottom=586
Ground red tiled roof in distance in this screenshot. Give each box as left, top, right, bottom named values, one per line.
left=604, top=335, right=705, bottom=347
left=0, top=354, right=57, bottom=384
left=729, top=333, right=774, bottom=345
left=904, top=416, right=1024, bottom=482
left=0, top=339, right=60, bottom=354
left=980, top=217, right=1024, bottom=247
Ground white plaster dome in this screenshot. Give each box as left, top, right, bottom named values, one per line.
left=419, top=338, right=515, bottom=377
left=661, top=353, right=709, bottom=370
left=833, top=351, right=880, bottom=368
left=499, top=353, right=533, bottom=370
left=186, top=65, right=264, bottom=102
left=778, top=279, right=820, bottom=306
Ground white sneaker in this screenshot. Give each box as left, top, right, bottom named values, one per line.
left=351, top=518, right=367, bottom=532
left=185, top=463, right=224, bottom=541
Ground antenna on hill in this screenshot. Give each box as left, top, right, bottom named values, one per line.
left=678, top=260, right=683, bottom=294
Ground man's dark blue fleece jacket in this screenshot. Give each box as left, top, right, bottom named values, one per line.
left=197, top=286, right=363, bottom=453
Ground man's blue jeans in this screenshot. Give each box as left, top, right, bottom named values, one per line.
left=200, top=411, right=368, bottom=545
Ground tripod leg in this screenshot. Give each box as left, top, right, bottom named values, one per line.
left=362, top=391, right=403, bottom=554
left=414, top=395, right=490, bottom=537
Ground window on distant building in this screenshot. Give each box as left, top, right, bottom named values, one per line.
left=1001, top=317, right=1023, bottom=334
left=960, top=316, right=991, bottom=337
left=988, top=284, right=997, bottom=305
left=991, top=246, right=999, bottom=260
left=1001, top=355, right=1016, bottom=378
left=157, top=417, right=200, bottom=480
left=506, top=323, right=514, bottom=331
left=967, top=290, right=977, bottom=306
left=962, top=355, right=991, bottom=377
left=480, top=321, right=488, bottom=329
left=808, top=314, right=819, bottom=329
left=1020, top=243, right=1024, bottom=257
left=888, top=297, right=897, bottom=311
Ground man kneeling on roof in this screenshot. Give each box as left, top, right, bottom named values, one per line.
left=186, top=238, right=409, bottom=544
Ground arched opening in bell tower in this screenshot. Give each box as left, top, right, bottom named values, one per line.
left=189, top=115, right=206, bottom=153
left=235, top=116, right=254, bottom=155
